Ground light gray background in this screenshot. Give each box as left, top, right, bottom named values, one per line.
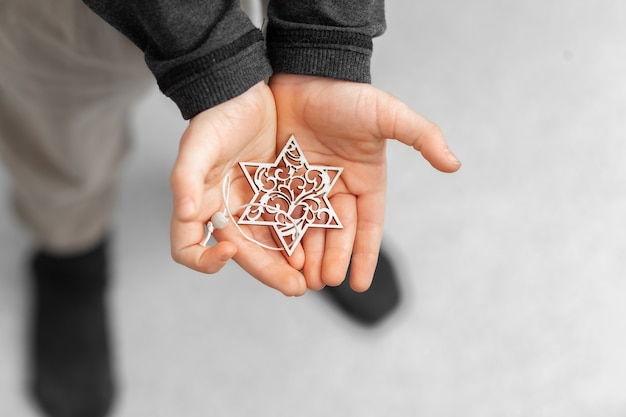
left=1, top=1, right=625, bottom=416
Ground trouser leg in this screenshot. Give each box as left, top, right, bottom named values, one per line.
left=0, top=2, right=152, bottom=416
left=0, top=0, right=150, bottom=253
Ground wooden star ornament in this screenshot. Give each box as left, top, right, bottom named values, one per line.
left=238, top=135, right=343, bottom=255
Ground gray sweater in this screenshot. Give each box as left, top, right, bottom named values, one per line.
left=82, top=0, right=385, bottom=119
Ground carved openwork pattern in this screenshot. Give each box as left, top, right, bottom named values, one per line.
left=239, top=135, right=343, bottom=255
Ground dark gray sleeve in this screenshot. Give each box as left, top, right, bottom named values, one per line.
left=266, top=0, right=386, bottom=84
left=82, top=0, right=272, bottom=119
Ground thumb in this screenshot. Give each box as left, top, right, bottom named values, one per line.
left=170, top=125, right=216, bottom=221
left=170, top=164, right=202, bottom=221
left=377, top=94, right=461, bottom=173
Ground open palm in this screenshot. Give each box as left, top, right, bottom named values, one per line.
left=270, top=74, right=461, bottom=292
left=169, top=82, right=307, bottom=296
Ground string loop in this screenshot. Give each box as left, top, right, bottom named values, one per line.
left=199, top=175, right=300, bottom=251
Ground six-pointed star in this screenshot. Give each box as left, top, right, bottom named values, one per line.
left=238, top=135, right=343, bottom=256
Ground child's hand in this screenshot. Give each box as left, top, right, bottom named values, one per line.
left=169, top=82, right=307, bottom=296
left=269, top=74, right=461, bottom=292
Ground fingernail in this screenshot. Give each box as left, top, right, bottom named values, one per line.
left=444, top=148, right=461, bottom=165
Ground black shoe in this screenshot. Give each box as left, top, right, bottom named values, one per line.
left=29, top=239, right=114, bottom=417
left=322, top=249, right=400, bottom=326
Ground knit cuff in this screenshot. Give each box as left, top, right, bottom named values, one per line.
left=266, top=26, right=373, bottom=84
left=156, top=30, right=273, bottom=119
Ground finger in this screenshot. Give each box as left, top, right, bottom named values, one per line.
left=170, top=217, right=238, bottom=273
left=173, top=242, right=239, bottom=274
left=285, top=241, right=306, bottom=271
left=377, top=95, right=462, bottom=173
left=348, top=191, right=385, bottom=292
left=170, top=126, right=220, bottom=222
left=302, top=228, right=326, bottom=290
left=232, top=240, right=308, bottom=297
left=215, top=224, right=308, bottom=297
left=321, top=193, right=357, bottom=287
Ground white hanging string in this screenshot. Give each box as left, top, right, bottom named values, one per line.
left=199, top=174, right=301, bottom=251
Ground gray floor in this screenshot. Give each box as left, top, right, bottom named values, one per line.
left=2, top=1, right=626, bottom=416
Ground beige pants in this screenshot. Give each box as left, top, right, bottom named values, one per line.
left=0, top=1, right=150, bottom=253
left=0, top=1, right=267, bottom=253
